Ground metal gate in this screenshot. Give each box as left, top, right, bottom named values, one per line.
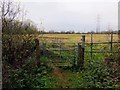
left=40, top=42, right=78, bottom=66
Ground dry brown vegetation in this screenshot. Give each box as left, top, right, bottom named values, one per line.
left=36, top=34, right=119, bottom=43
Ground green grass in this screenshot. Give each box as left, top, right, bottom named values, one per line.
left=34, top=42, right=120, bottom=88
left=4, top=34, right=119, bottom=88
left=8, top=45, right=119, bottom=88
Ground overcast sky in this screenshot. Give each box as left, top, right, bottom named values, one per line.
left=15, top=0, right=119, bottom=32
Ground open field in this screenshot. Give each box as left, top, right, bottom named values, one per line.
left=3, top=33, right=120, bottom=88
left=37, top=34, right=119, bottom=43
left=2, top=0, right=120, bottom=88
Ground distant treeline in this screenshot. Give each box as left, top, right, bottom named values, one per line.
left=39, top=30, right=120, bottom=34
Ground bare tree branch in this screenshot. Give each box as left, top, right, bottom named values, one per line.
left=0, top=0, right=25, bottom=33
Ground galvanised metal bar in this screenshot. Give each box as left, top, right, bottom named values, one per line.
left=47, top=48, right=75, bottom=51
left=84, top=42, right=120, bottom=44
left=85, top=50, right=120, bottom=53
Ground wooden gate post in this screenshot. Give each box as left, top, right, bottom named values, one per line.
left=77, top=35, right=85, bottom=70
left=42, top=42, right=46, bottom=57
left=110, top=31, right=113, bottom=51
left=77, top=43, right=82, bottom=68
left=90, top=33, right=93, bottom=61
left=34, top=39, right=40, bottom=59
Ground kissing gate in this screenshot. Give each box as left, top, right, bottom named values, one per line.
left=37, top=35, right=85, bottom=69
left=36, top=33, right=119, bottom=69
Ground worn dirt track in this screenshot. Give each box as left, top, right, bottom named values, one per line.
left=50, top=63, right=70, bottom=88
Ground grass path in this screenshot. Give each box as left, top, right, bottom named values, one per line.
left=49, top=63, right=71, bottom=88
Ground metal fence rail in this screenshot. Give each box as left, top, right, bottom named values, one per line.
left=40, top=42, right=78, bottom=66
left=39, top=32, right=120, bottom=69
left=77, top=33, right=120, bottom=69
left=82, top=33, right=120, bottom=61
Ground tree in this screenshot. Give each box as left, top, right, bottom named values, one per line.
left=0, top=0, right=25, bottom=34
left=1, top=1, right=40, bottom=88
left=22, top=19, right=38, bottom=34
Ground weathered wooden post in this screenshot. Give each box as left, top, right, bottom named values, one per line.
left=110, top=31, right=113, bottom=51
left=34, top=39, right=40, bottom=59
left=42, top=42, right=46, bottom=57
left=77, top=43, right=82, bottom=68
left=77, top=35, right=85, bottom=69
left=81, top=35, right=85, bottom=69
left=90, top=33, right=93, bottom=60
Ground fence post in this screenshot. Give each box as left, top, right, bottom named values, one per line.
left=90, top=33, right=93, bottom=60
left=77, top=43, right=82, bottom=68
left=110, top=32, right=113, bottom=51
left=59, top=42, right=62, bottom=62
left=77, top=35, right=85, bottom=69
left=73, top=43, right=76, bottom=67
left=81, top=35, right=85, bottom=69
left=42, top=42, right=46, bottom=57
left=34, top=39, right=40, bottom=59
